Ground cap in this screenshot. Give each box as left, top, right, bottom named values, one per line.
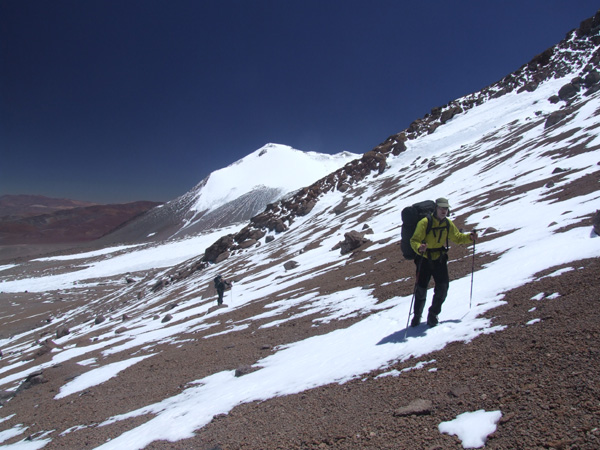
left=436, top=197, right=451, bottom=208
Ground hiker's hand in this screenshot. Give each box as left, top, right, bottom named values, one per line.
left=470, top=231, right=478, bottom=242
left=418, top=243, right=427, bottom=254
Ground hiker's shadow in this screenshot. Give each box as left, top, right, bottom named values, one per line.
left=377, top=319, right=461, bottom=345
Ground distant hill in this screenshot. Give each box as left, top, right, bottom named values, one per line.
left=0, top=194, right=98, bottom=219
left=0, top=197, right=162, bottom=245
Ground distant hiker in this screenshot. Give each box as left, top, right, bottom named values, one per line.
left=213, top=275, right=231, bottom=305
left=410, top=198, right=477, bottom=327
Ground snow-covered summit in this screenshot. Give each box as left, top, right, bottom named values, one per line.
left=97, top=143, right=359, bottom=243
left=189, top=143, right=358, bottom=213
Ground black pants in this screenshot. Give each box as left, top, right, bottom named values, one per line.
left=413, top=255, right=449, bottom=320
left=217, top=288, right=224, bottom=305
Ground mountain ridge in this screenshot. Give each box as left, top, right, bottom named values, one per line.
left=95, top=144, right=359, bottom=245
left=197, top=11, right=600, bottom=265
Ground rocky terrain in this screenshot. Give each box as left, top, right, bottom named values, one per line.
left=0, top=237, right=598, bottom=449
left=150, top=256, right=600, bottom=450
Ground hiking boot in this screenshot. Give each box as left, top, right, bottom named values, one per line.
left=427, top=314, right=438, bottom=327
left=412, top=293, right=426, bottom=328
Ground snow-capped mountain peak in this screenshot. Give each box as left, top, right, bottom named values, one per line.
left=97, top=143, right=359, bottom=243
left=190, top=143, right=358, bottom=213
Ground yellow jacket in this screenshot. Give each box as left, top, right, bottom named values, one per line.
left=410, top=216, right=472, bottom=260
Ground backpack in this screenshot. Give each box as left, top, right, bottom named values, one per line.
left=400, top=200, right=436, bottom=260
left=214, top=276, right=224, bottom=290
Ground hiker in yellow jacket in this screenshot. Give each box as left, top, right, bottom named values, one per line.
left=410, top=197, right=477, bottom=327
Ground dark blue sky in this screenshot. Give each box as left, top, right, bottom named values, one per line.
left=1, top=1, right=597, bottom=203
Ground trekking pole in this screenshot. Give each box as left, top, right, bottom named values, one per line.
left=405, top=255, right=424, bottom=339
left=469, top=240, right=476, bottom=309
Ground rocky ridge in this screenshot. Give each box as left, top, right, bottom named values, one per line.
left=199, top=11, right=600, bottom=265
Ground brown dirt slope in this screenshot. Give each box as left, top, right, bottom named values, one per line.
left=0, top=250, right=598, bottom=449
left=142, top=257, right=600, bottom=450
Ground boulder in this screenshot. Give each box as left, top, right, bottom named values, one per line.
left=234, top=365, right=254, bottom=377
left=585, top=84, right=600, bottom=96
left=337, top=182, right=351, bottom=192
left=204, top=234, right=235, bottom=263
left=283, top=260, right=300, bottom=271
left=56, top=327, right=70, bottom=338
left=16, top=371, right=47, bottom=393
left=592, top=210, right=600, bottom=236
left=335, top=230, right=370, bottom=255
left=558, top=83, right=578, bottom=100
left=251, top=213, right=287, bottom=233
left=0, top=390, right=14, bottom=406
left=545, top=110, right=568, bottom=128
left=362, top=151, right=387, bottom=174
left=517, top=82, right=538, bottom=93
left=393, top=399, right=433, bottom=417
left=237, top=239, right=257, bottom=249
left=584, top=70, right=600, bottom=87
left=440, top=105, right=463, bottom=124
left=235, top=226, right=265, bottom=243
left=297, top=200, right=316, bottom=216
left=94, top=315, right=106, bottom=325
left=215, top=251, right=230, bottom=263
left=151, top=279, right=168, bottom=293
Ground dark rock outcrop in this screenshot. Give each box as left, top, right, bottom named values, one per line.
left=545, top=110, right=569, bottom=128
left=94, top=315, right=106, bottom=325
left=283, top=261, right=300, bottom=271
left=56, top=327, right=70, bottom=339
left=592, top=210, right=600, bottom=235
left=333, top=231, right=370, bottom=255
left=203, top=235, right=235, bottom=263
left=16, top=371, right=47, bottom=393
left=558, top=82, right=579, bottom=100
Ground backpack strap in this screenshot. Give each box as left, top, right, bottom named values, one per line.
left=425, top=214, right=433, bottom=236
left=424, top=217, right=451, bottom=260
left=425, top=216, right=449, bottom=241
